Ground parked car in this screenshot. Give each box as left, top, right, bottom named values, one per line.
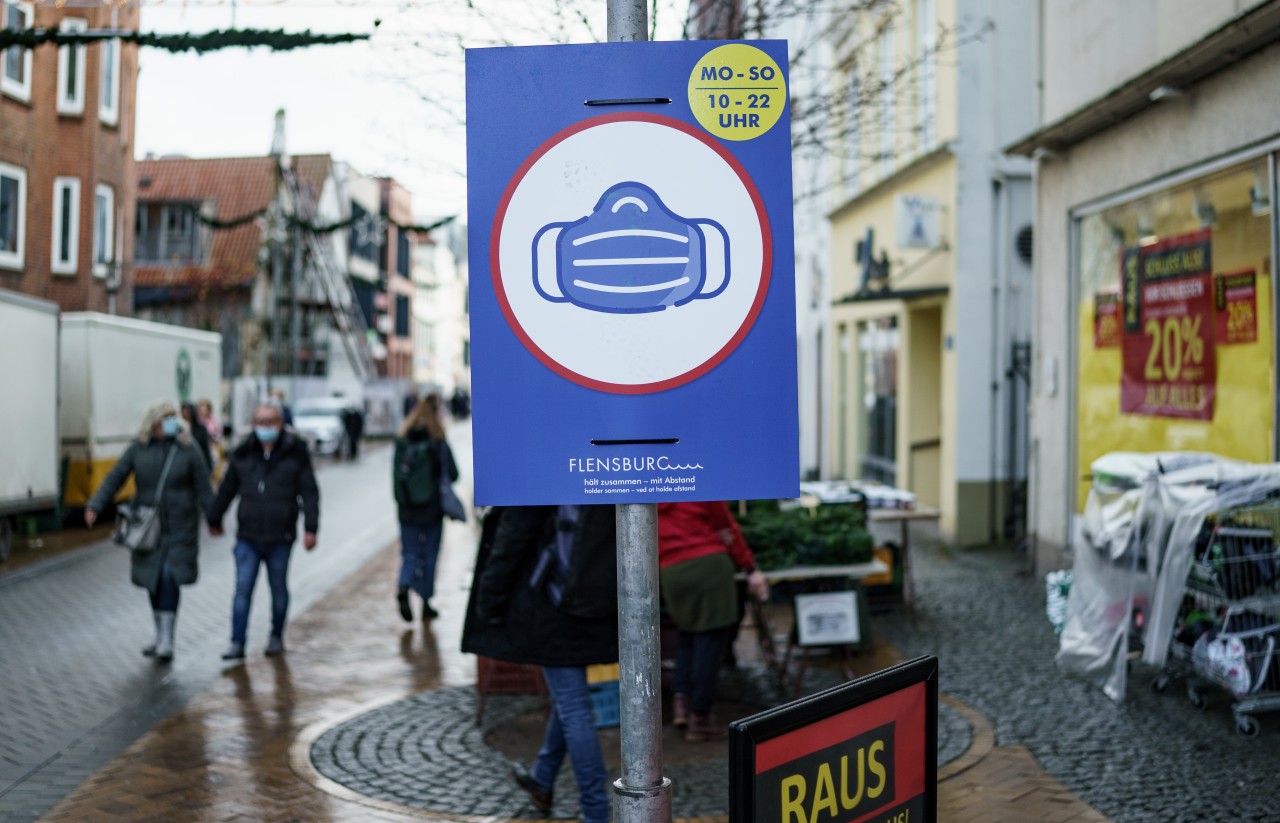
left=292, top=397, right=351, bottom=456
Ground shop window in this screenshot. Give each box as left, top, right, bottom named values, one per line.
left=99, top=37, right=120, bottom=126
left=0, top=161, right=25, bottom=270
left=860, top=316, right=899, bottom=485
left=1, top=2, right=31, bottom=102
left=93, top=183, right=114, bottom=277
left=52, top=177, right=81, bottom=275
left=1073, top=157, right=1275, bottom=505
left=57, top=17, right=87, bottom=115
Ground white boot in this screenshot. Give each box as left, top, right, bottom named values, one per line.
left=155, top=611, right=177, bottom=662
left=142, top=610, right=162, bottom=656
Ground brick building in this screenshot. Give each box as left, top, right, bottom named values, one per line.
left=133, top=151, right=374, bottom=383
left=0, top=2, right=139, bottom=312
left=378, top=177, right=415, bottom=380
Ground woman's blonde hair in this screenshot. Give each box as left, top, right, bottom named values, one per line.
left=137, top=400, right=180, bottom=444
left=400, top=393, right=445, bottom=440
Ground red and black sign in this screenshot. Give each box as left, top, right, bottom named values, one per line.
left=730, top=656, right=937, bottom=823
left=1119, top=229, right=1217, bottom=420
left=1214, top=269, right=1258, bottom=345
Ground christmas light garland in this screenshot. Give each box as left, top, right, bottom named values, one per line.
left=0, top=26, right=374, bottom=53
left=197, top=207, right=455, bottom=236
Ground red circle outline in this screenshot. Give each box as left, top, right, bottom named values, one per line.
left=490, top=112, right=773, bottom=395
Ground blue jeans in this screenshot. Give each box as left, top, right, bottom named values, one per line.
left=398, top=522, right=443, bottom=601
left=231, top=540, right=292, bottom=646
left=149, top=560, right=180, bottom=612
left=532, top=666, right=610, bottom=823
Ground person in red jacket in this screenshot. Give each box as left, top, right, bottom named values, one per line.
left=658, top=501, right=768, bottom=742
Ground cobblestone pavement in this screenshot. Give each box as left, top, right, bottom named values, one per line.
left=24, top=421, right=1119, bottom=822
left=877, top=539, right=1280, bottom=823
left=0, top=438, right=405, bottom=823
left=309, top=659, right=973, bottom=819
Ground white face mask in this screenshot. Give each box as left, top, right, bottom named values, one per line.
left=161, top=415, right=182, bottom=437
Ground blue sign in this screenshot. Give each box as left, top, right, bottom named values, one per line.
left=466, top=40, right=798, bottom=505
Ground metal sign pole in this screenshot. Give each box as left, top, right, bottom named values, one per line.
left=614, top=503, right=671, bottom=822
left=609, top=7, right=670, bottom=823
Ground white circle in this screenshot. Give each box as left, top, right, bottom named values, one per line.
left=497, top=120, right=765, bottom=387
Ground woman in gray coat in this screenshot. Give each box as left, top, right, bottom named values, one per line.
left=86, top=400, right=214, bottom=662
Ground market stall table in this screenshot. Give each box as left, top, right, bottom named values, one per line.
left=868, top=505, right=942, bottom=612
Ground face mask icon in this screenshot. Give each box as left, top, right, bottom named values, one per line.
left=533, top=182, right=730, bottom=313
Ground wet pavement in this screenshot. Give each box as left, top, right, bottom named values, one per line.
left=877, top=541, right=1280, bottom=823
left=3, top=417, right=1126, bottom=822
left=0, top=444, right=403, bottom=822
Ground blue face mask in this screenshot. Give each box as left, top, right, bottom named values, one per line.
left=161, top=416, right=182, bottom=437
left=255, top=426, right=280, bottom=444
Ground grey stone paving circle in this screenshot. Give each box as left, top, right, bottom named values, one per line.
left=311, top=665, right=972, bottom=820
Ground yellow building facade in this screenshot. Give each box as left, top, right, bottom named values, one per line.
left=826, top=0, right=1037, bottom=545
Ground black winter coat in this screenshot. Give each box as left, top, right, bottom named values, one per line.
left=208, top=431, right=319, bottom=546
left=461, top=506, right=618, bottom=668
left=87, top=437, right=213, bottom=591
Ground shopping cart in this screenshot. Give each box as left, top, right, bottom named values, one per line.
left=1154, top=521, right=1280, bottom=738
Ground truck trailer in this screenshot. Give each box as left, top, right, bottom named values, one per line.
left=60, top=313, right=222, bottom=508
left=0, top=289, right=60, bottom=561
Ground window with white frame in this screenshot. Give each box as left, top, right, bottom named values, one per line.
left=57, top=17, right=87, bottom=115
left=916, top=0, right=937, bottom=153
left=2, top=2, right=33, bottom=102
left=52, top=177, right=81, bottom=275
left=93, top=183, right=114, bottom=277
left=844, top=65, right=863, bottom=197
left=878, top=25, right=896, bottom=178
left=98, top=37, right=120, bottom=126
left=0, top=161, right=26, bottom=270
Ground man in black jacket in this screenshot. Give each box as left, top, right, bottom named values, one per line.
left=208, top=404, right=320, bottom=660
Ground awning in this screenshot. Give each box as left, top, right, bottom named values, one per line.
left=1005, top=1, right=1280, bottom=157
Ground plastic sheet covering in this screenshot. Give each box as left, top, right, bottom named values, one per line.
left=1143, top=464, right=1280, bottom=671
left=1056, top=452, right=1224, bottom=701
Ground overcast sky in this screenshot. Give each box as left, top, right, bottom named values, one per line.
left=135, top=0, right=691, bottom=220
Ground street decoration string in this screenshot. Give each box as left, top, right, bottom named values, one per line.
left=197, top=207, right=456, bottom=236
left=0, top=26, right=375, bottom=53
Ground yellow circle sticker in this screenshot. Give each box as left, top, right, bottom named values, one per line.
left=688, top=44, right=786, bottom=141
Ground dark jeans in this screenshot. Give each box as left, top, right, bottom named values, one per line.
left=674, top=626, right=731, bottom=715
left=231, top=540, right=292, bottom=645
left=398, top=522, right=443, bottom=601
left=149, top=561, right=180, bottom=612
left=533, top=666, right=610, bottom=823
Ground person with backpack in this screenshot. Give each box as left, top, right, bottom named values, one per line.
left=461, top=506, right=618, bottom=823
left=393, top=394, right=458, bottom=621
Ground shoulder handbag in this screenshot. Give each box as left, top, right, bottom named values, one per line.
left=113, top=445, right=178, bottom=553
left=438, top=443, right=467, bottom=522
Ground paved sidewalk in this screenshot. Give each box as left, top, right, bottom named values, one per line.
left=0, top=444, right=402, bottom=823
left=36, top=529, right=1113, bottom=823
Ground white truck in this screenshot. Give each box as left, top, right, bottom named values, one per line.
left=60, top=313, right=222, bottom=509
left=0, top=289, right=60, bottom=561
